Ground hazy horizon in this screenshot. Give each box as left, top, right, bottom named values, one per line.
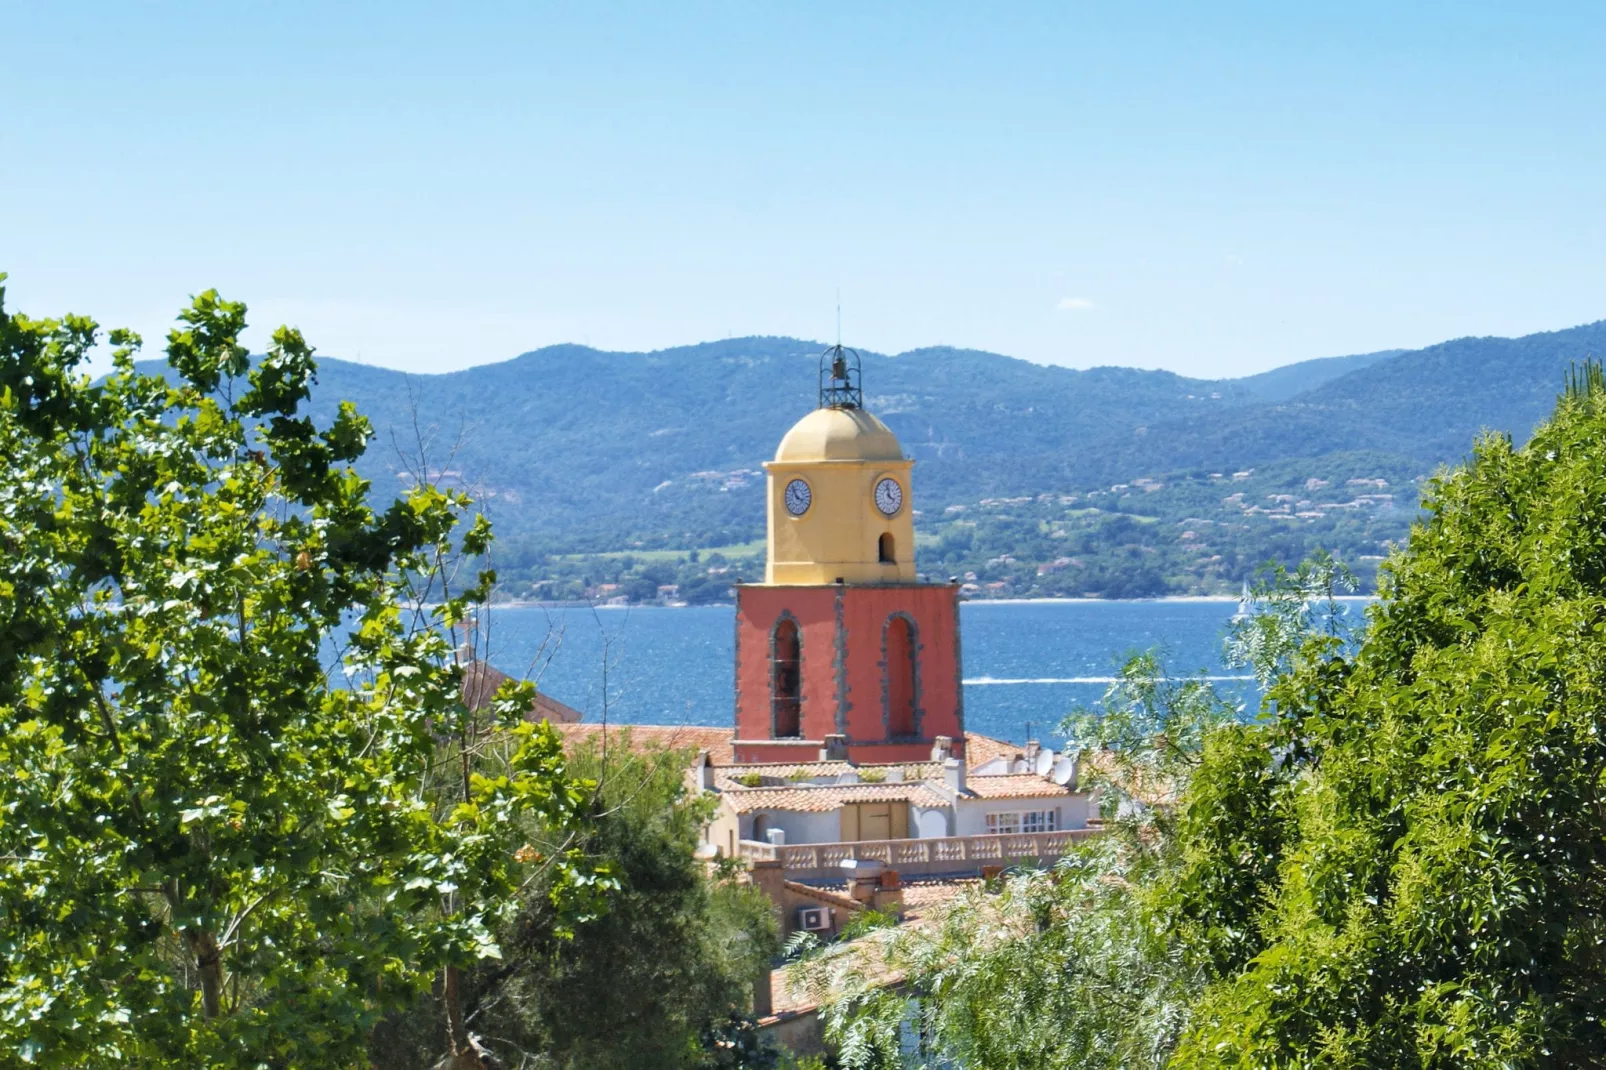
left=124, top=318, right=1593, bottom=384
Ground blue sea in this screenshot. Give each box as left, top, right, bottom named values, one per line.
left=476, top=599, right=1298, bottom=745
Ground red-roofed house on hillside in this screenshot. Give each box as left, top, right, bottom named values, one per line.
left=458, top=653, right=583, bottom=724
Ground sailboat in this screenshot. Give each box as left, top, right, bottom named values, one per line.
left=1232, top=579, right=1251, bottom=621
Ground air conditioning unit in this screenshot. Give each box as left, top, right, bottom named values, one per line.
left=796, top=906, right=831, bottom=932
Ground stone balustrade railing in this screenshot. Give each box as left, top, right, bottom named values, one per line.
left=738, top=828, right=1101, bottom=879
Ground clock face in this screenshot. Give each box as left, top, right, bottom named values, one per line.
left=874, top=477, right=903, bottom=517
left=783, top=478, right=812, bottom=516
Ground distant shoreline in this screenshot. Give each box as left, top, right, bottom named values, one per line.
left=488, top=593, right=1377, bottom=610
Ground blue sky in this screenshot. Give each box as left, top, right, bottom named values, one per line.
left=5, top=2, right=1605, bottom=377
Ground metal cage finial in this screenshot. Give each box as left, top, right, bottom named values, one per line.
left=818, top=343, right=863, bottom=409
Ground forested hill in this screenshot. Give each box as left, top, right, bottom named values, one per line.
left=232, top=336, right=1260, bottom=545
left=139, top=318, right=1606, bottom=597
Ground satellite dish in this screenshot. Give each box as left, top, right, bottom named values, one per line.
left=1051, top=755, right=1077, bottom=787
left=1034, top=748, right=1055, bottom=777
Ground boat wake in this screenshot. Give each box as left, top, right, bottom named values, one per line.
left=963, top=674, right=1255, bottom=685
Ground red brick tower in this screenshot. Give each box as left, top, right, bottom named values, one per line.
left=732, top=346, right=963, bottom=763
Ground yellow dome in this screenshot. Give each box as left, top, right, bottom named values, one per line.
left=774, top=406, right=904, bottom=463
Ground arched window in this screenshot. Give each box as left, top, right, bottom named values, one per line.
left=884, top=614, right=918, bottom=739
left=878, top=532, right=896, bottom=564
left=772, top=617, right=802, bottom=738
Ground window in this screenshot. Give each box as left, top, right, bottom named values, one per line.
left=1022, top=809, right=1059, bottom=833
left=878, top=532, right=896, bottom=563
left=884, top=615, right=917, bottom=739
left=771, top=617, right=801, bottom=738
left=985, top=812, right=1020, bottom=835
left=986, top=810, right=1059, bottom=835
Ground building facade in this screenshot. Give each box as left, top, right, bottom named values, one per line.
left=733, top=346, right=964, bottom=763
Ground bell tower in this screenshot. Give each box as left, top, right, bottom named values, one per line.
left=765, top=345, right=916, bottom=585
left=733, top=345, right=964, bottom=764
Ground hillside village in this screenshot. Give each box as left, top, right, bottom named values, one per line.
left=509, top=461, right=1414, bottom=604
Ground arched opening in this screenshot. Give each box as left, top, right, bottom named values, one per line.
left=878, top=532, right=896, bottom=564
left=772, top=617, right=802, bottom=738
left=884, top=615, right=918, bottom=739
left=752, top=814, right=771, bottom=843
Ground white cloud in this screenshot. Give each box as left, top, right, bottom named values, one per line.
left=1056, top=296, right=1097, bottom=312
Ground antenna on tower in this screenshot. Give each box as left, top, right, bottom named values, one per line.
left=835, top=288, right=841, bottom=346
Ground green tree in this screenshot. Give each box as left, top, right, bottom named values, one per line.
left=788, top=656, right=1240, bottom=1069
left=1172, top=369, right=1606, bottom=1065
left=0, top=280, right=605, bottom=1067
left=814, top=361, right=1606, bottom=1068
left=372, top=734, right=781, bottom=1069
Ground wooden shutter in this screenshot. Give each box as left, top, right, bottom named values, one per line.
left=840, top=804, right=860, bottom=842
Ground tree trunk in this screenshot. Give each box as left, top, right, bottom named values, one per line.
left=185, top=929, right=224, bottom=1018
left=443, top=964, right=470, bottom=1053
left=435, top=965, right=499, bottom=1069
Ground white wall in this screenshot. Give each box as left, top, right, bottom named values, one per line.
left=954, top=793, right=1091, bottom=837
left=914, top=806, right=952, bottom=838
left=741, top=809, right=840, bottom=845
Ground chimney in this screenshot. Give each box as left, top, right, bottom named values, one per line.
left=697, top=751, right=716, bottom=791
left=930, top=735, right=954, bottom=762
left=749, top=858, right=786, bottom=929
left=820, top=734, right=848, bottom=761
left=753, top=969, right=774, bottom=1020
left=871, top=869, right=905, bottom=917
left=1024, top=739, right=1041, bottom=765
left=840, top=857, right=885, bottom=903
left=944, top=757, right=966, bottom=795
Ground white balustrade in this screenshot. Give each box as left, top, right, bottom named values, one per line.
left=736, top=828, right=1101, bottom=878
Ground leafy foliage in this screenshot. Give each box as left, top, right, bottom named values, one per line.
left=0, top=280, right=604, bottom=1067
left=1223, top=549, right=1358, bottom=687
left=371, top=736, right=781, bottom=1069
left=805, top=363, right=1606, bottom=1068
left=1175, top=366, right=1606, bottom=1066
left=788, top=657, right=1240, bottom=1069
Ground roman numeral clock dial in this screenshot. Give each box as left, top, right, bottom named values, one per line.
left=784, top=478, right=812, bottom=516
left=874, top=477, right=903, bottom=516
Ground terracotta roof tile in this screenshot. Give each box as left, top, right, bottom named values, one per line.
left=725, top=782, right=951, bottom=814
left=714, top=761, right=942, bottom=790
left=963, top=732, right=1022, bottom=765
left=459, top=656, right=585, bottom=724
left=781, top=880, right=863, bottom=913
left=552, top=722, right=737, bottom=762
left=962, top=773, right=1078, bottom=800
left=899, top=878, right=981, bottom=924
left=713, top=761, right=853, bottom=789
